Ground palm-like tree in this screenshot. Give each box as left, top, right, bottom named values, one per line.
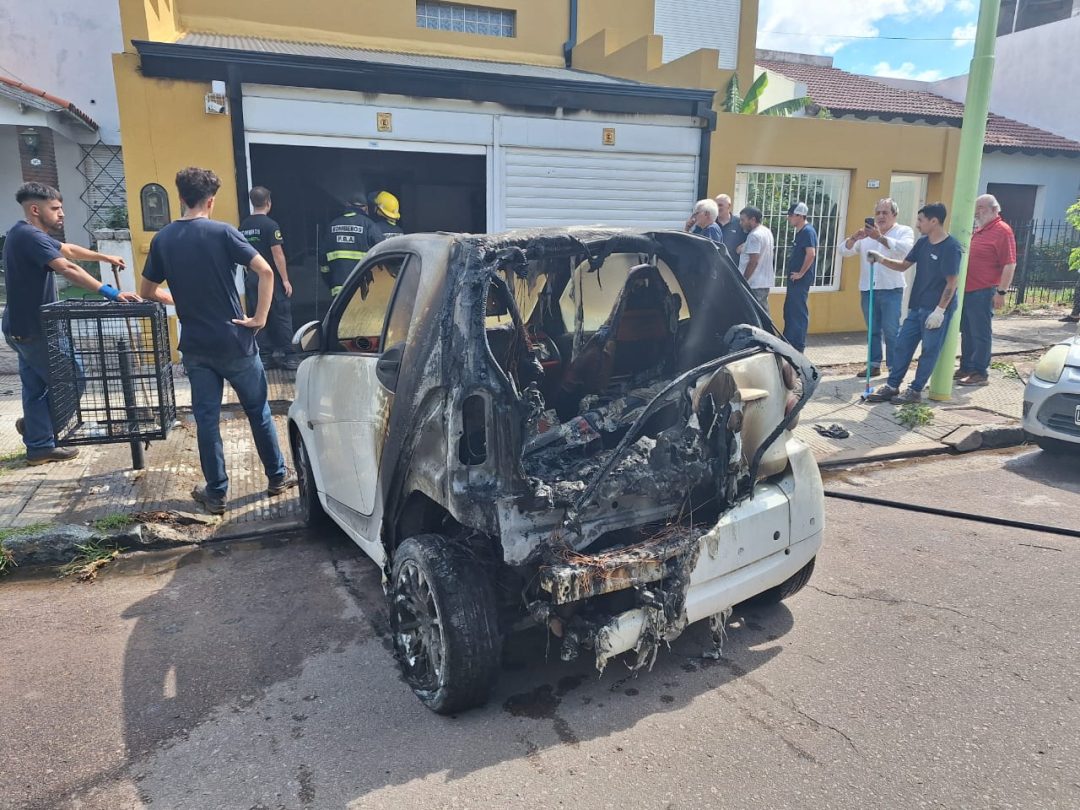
left=723, top=72, right=826, bottom=117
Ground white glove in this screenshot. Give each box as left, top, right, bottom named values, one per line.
left=866, top=250, right=884, bottom=264
left=924, top=306, right=946, bottom=329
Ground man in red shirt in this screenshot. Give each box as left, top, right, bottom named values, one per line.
left=956, top=194, right=1016, bottom=386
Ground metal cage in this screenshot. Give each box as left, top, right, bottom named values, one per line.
left=41, top=300, right=175, bottom=446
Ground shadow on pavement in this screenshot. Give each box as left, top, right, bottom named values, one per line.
left=97, top=533, right=798, bottom=807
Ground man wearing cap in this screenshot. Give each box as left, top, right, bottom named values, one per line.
left=321, top=191, right=381, bottom=298
left=782, top=201, right=817, bottom=351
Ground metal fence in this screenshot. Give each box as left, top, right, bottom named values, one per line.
left=1006, top=218, right=1080, bottom=307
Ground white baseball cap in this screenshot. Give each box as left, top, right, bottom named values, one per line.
left=787, top=202, right=809, bottom=216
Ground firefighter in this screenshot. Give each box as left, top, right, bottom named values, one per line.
left=370, top=190, right=403, bottom=240
left=320, top=191, right=380, bottom=297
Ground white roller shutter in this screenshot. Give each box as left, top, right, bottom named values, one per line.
left=503, top=148, right=698, bottom=230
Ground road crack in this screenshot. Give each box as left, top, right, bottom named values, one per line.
left=807, top=585, right=1004, bottom=631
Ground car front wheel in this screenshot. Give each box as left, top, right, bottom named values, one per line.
left=391, top=534, right=501, bottom=714
left=757, top=556, right=816, bottom=603
left=292, top=427, right=331, bottom=530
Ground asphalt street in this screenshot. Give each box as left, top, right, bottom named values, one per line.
left=1, top=447, right=1078, bottom=809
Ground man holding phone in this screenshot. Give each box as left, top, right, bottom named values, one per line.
left=839, top=198, right=915, bottom=376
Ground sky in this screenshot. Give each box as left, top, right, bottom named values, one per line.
left=757, top=0, right=981, bottom=82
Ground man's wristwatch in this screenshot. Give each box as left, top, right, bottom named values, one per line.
left=996, top=288, right=1008, bottom=295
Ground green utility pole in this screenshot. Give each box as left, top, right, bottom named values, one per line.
left=928, top=0, right=1001, bottom=401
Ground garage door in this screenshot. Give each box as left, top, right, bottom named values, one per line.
left=502, top=148, right=699, bottom=230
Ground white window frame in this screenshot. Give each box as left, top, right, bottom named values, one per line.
left=734, top=166, right=850, bottom=292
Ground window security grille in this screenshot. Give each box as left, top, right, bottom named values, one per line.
left=735, top=167, right=850, bottom=290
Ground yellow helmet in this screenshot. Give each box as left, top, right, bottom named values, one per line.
left=374, top=191, right=400, bottom=223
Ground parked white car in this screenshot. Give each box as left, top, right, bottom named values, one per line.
left=1023, top=333, right=1080, bottom=453
left=288, top=227, right=825, bottom=713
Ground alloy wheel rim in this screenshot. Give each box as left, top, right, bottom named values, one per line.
left=393, top=560, right=445, bottom=693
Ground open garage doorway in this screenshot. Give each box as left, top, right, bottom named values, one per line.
left=248, top=143, right=486, bottom=323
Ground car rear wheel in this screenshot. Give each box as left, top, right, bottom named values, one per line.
left=391, top=534, right=501, bottom=714
left=758, top=556, right=816, bottom=603
left=292, top=427, right=331, bottom=530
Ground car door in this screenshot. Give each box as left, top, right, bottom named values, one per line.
left=307, top=253, right=421, bottom=531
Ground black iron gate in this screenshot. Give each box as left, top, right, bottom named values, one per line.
left=1007, top=218, right=1080, bottom=307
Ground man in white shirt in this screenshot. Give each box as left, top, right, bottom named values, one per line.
left=737, top=205, right=775, bottom=309
left=839, top=197, right=914, bottom=376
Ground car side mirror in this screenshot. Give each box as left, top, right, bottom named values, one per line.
left=376, top=342, right=405, bottom=391
left=293, top=321, right=323, bottom=353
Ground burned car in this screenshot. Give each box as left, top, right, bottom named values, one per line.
left=288, top=227, right=824, bottom=713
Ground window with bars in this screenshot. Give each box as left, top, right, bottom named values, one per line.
left=77, top=143, right=127, bottom=239
left=416, top=1, right=516, bottom=37
left=734, top=167, right=850, bottom=290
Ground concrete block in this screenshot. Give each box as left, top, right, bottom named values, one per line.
left=2, top=524, right=95, bottom=566
left=943, top=425, right=983, bottom=453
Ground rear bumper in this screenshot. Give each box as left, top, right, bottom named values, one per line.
left=537, top=439, right=824, bottom=669
left=594, top=532, right=820, bottom=667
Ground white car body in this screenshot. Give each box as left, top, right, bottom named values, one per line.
left=1023, top=334, right=1080, bottom=451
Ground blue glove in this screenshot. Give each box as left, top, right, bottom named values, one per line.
left=99, top=284, right=120, bottom=300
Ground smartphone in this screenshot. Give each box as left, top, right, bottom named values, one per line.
left=864, top=217, right=875, bottom=228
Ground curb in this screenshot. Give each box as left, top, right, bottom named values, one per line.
left=0, top=516, right=305, bottom=577
left=816, top=422, right=1029, bottom=469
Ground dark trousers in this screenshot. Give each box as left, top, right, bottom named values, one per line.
left=887, top=304, right=956, bottom=392
left=182, top=352, right=286, bottom=498
left=245, top=273, right=294, bottom=357
left=4, top=331, right=83, bottom=452
left=782, top=274, right=812, bottom=352
left=959, top=287, right=995, bottom=376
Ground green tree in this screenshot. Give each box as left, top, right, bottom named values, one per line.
left=1067, top=198, right=1080, bottom=272
left=722, top=72, right=826, bottom=117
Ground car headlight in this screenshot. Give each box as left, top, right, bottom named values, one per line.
left=1033, top=344, right=1069, bottom=384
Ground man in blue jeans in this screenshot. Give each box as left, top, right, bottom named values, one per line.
left=139, top=167, right=296, bottom=514
left=2, top=182, right=137, bottom=464
left=865, top=202, right=962, bottom=405
left=839, top=197, right=915, bottom=377
left=782, top=202, right=817, bottom=351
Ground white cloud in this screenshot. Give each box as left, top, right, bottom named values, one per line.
left=955, top=0, right=976, bottom=12
left=872, top=61, right=945, bottom=81
left=952, top=22, right=977, bottom=47
left=756, top=0, right=950, bottom=58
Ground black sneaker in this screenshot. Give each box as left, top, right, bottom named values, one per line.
left=267, top=467, right=298, bottom=496
left=25, top=446, right=79, bottom=466
left=891, top=387, right=924, bottom=404
left=15, top=417, right=24, bottom=436
left=864, top=384, right=899, bottom=403
left=192, top=484, right=226, bottom=515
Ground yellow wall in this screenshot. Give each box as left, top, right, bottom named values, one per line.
left=113, top=52, right=239, bottom=272
left=713, top=114, right=960, bottom=333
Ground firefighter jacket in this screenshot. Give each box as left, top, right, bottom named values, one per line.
left=320, top=207, right=381, bottom=296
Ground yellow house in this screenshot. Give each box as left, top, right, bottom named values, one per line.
left=114, top=0, right=961, bottom=334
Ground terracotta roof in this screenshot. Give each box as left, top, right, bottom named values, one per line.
left=0, top=74, right=97, bottom=131
left=757, top=58, right=1080, bottom=156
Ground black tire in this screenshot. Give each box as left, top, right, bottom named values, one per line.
left=292, top=426, right=332, bottom=530
left=1035, top=436, right=1076, bottom=455
left=758, top=556, right=816, bottom=604
left=390, top=534, right=501, bottom=714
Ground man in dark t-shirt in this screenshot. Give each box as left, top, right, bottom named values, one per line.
left=865, top=202, right=962, bottom=405
left=139, top=167, right=295, bottom=514
left=782, top=202, right=818, bottom=352
left=2, top=182, right=137, bottom=464
left=239, top=185, right=295, bottom=369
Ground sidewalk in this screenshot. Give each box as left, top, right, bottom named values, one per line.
left=0, top=315, right=1074, bottom=534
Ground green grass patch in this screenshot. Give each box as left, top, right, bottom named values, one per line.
left=895, top=403, right=934, bottom=429
left=60, top=539, right=124, bottom=582
left=989, top=360, right=1020, bottom=380
left=0, top=450, right=26, bottom=474
left=91, top=513, right=136, bottom=533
